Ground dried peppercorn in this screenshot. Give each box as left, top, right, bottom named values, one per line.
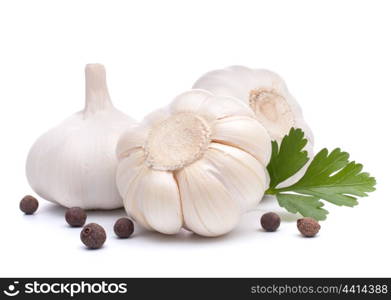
left=20, top=195, right=39, bottom=214
left=297, top=217, right=320, bottom=237
left=114, top=218, right=134, bottom=238
left=80, top=223, right=106, bottom=249
left=260, top=212, right=281, bottom=232
left=65, top=207, right=87, bottom=227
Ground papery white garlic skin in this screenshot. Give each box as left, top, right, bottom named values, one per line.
left=26, top=64, right=136, bottom=209
left=193, top=66, right=314, bottom=186
left=116, top=90, right=271, bottom=236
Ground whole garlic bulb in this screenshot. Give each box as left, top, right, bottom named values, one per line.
left=116, top=90, right=271, bottom=237
left=26, top=64, right=136, bottom=209
left=193, top=66, right=314, bottom=148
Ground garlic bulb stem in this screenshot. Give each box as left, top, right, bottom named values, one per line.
left=84, top=64, right=113, bottom=116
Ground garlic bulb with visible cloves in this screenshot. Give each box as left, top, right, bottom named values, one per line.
left=116, top=90, right=271, bottom=237
left=193, top=66, right=314, bottom=187
left=26, top=64, right=136, bottom=209
left=193, top=66, right=314, bottom=148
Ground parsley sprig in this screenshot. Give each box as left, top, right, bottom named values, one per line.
left=265, top=128, right=376, bottom=220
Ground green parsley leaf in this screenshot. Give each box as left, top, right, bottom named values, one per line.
left=267, top=128, right=309, bottom=190
left=276, top=193, right=329, bottom=221
left=278, top=148, right=377, bottom=207
left=266, top=128, right=376, bottom=220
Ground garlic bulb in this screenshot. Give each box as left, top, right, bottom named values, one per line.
left=193, top=66, right=314, bottom=187
left=26, top=64, right=136, bottom=209
left=116, top=90, right=271, bottom=237
left=193, top=66, right=314, bottom=148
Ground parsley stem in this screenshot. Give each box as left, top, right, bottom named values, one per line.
left=265, top=188, right=277, bottom=195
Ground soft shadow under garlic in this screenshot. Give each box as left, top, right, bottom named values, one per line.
left=134, top=226, right=256, bottom=245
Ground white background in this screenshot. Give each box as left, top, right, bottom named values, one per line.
left=0, top=0, right=390, bottom=277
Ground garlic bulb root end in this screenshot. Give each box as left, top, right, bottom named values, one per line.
left=144, top=112, right=211, bottom=171
left=249, top=87, right=295, bottom=141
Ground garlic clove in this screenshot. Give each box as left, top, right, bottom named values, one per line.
left=122, top=167, right=154, bottom=231
left=124, top=166, right=183, bottom=235
left=117, top=145, right=183, bottom=234
left=175, top=156, right=241, bottom=237
left=206, top=142, right=269, bottom=212
left=116, top=148, right=145, bottom=199
left=138, top=169, right=183, bottom=234
left=140, top=107, right=171, bottom=128
left=116, top=109, right=174, bottom=159
left=198, top=93, right=254, bottom=121
left=211, top=115, right=271, bottom=165
left=116, top=126, right=147, bottom=159
left=169, top=89, right=210, bottom=113
left=209, top=143, right=269, bottom=189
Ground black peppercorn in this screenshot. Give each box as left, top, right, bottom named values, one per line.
left=80, top=223, right=106, bottom=249
left=20, top=195, right=39, bottom=214
left=114, top=218, right=134, bottom=238
left=65, top=207, right=87, bottom=227
left=260, top=212, right=280, bottom=232
left=297, top=217, right=320, bottom=237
